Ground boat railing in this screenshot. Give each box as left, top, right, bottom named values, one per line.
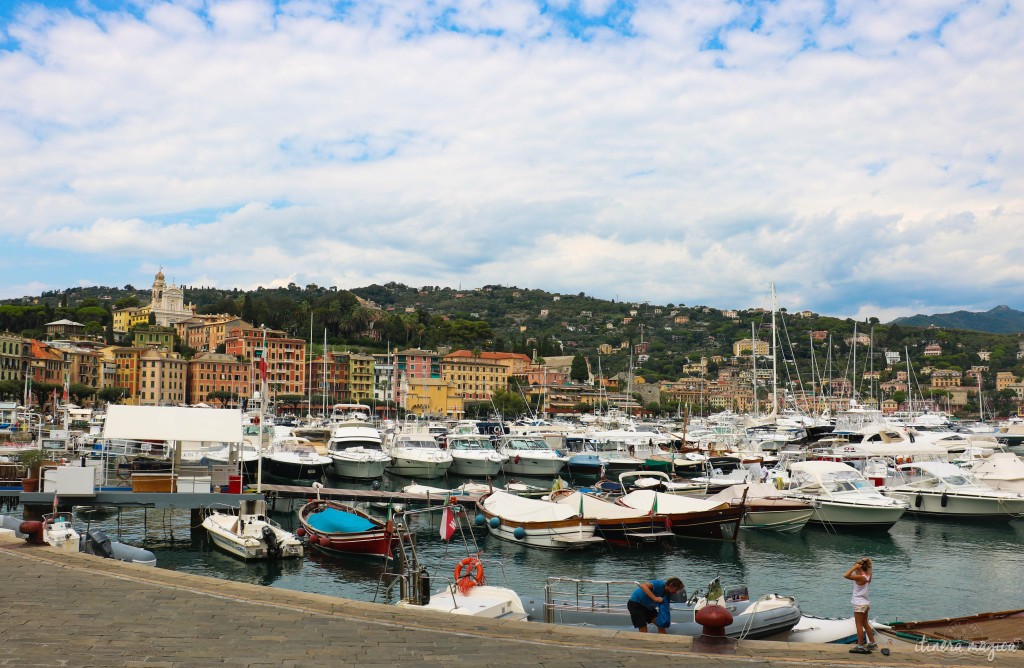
left=540, top=578, right=637, bottom=623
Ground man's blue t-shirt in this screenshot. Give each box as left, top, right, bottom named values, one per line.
left=629, top=580, right=667, bottom=610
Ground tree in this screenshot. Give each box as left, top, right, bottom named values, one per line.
left=570, top=354, right=589, bottom=383
left=68, top=383, right=96, bottom=405
left=99, top=387, right=129, bottom=404
left=206, top=390, right=234, bottom=407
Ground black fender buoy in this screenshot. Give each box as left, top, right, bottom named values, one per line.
left=940, top=493, right=948, bottom=508
left=915, top=494, right=923, bottom=508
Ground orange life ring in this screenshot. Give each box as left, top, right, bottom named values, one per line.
left=454, top=556, right=485, bottom=594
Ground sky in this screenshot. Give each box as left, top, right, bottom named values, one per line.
left=0, top=0, right=1021, bottom=322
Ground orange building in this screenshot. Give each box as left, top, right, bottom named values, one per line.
left=224, top=327, right=306, bottom=396
left=187, top=352, right=251, bottom=406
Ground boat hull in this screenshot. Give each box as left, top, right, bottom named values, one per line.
left=886, top=490, right=1024, bottom=521
left=450, top=455, right=504, bottom=478
left=500, top=457, right=566, bottom=477
left=263, top=457, right=330, bottom=481
left=331, top=456, right=388, bottom=480
left=387, top=457, right=453, bottom=479
left=742, top=507, right=814, bottom=532
left=809, top=501, right=906, bottom=530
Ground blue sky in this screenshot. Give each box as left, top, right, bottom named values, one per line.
left=1, top=0, right=1021, bottom=320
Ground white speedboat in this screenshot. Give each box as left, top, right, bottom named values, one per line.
left=386, top=434, right=453, bottom=479
left=261, top=436, right=332, bottom=481
left=495, top=436, right=568, bottom=477
left=447, top=434, right=506, bottom=477
left=782, top=461, right=909, bottom=531
left=326, top=420, right=390, bottom=479
left=884, top=461, right=1024, bottom=521
left=704, top=482, right=815, bottom=532
left=204, top=441, right=260, bottom=477
left=476, top=489, right=602, bottom=549
left=202, top=499, right=303, bottom=560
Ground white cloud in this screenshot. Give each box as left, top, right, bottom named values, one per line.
left=0, top=0, right=1021, bottom=320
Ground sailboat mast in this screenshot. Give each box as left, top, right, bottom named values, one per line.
left=751, top=322, right=758, bottom=418
left=770, top=283, right=778, bottom=416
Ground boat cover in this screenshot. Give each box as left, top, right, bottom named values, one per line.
left=705, top=482, right=786, bottom=503
left=306, top=507, right=378, bottom=533
left=552, top=491, right=648, bottom=520
left=619, top=490, right=726, bottom=514
left=482, top=490, right=580, bottom=521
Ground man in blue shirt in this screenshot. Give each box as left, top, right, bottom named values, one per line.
left=628, top=577, right=684, bottom=633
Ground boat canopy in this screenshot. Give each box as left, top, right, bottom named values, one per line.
left=103, top=405, right=243, bottom=443
left=552, top=491, right=648, bottom=520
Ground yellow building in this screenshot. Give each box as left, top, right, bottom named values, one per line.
left=112, top=307, right=150, bottom=334
left=442, top=350, right=510, bottom=402
left=403, top=376, right=463, bottom=418
left=732, top=338, right=769, bottom=356
left=348, top=353, right=376, bottom=401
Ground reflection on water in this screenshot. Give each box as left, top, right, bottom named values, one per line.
left=71, top=472, right=1024, bottom=623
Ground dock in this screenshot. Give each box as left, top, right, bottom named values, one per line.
left=260, top=483, right=482, bottom=507
left=1, top=534, right=1012, bottom=667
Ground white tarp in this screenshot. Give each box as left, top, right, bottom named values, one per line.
left=103, top=405, right=243, bottom=443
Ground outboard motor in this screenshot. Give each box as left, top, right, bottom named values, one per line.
left=82, top=528, right=115, bottom=559
left=262, top=525, right=281, bottom=559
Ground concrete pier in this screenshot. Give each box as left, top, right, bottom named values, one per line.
left=0, top=535, right=1012, bottom=667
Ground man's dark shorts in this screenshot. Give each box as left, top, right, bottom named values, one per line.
left=627, top=600, right=657, bottom=629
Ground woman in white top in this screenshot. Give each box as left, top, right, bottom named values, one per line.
left=843, top=558, right=877, bottom=654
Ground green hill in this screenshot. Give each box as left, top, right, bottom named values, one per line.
left=890, top=305, right=1024, bottom=334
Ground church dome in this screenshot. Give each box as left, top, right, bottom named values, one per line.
left=155, top=269, right=165, bottom=281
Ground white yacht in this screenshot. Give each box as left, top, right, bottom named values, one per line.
left=326, top=420, right=390, bottom=479
left=883, top=461, right=1024, bottom=521
left=495, top=436, right=568, bottom=477
left=386, top=434, right=453, bottom=479
left=261, top=436, right=332, bottom=480
left=447, top=434, right=506, bottom=477
left=782, top=461, right=909, bottom=531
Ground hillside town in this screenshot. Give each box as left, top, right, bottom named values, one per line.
left=3, top=272, right=1024, bottom=420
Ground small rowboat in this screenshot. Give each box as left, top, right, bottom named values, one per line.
left=297, top=499, right=394, bottom=560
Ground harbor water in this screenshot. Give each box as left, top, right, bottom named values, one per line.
left=72, top=472, right=1024, bottom=624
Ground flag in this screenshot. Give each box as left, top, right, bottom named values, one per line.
left=650, top=493, right=658, bottom=516
left=439, top=505, right=457, bottom=541
left=578, top=492, right=585, bottom=519
left=254, top=356, right=267, bottom=381
left=62, top=376, right=69, bottom=403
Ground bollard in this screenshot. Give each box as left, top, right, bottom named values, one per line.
left=691, top=602, right=737, bottom=654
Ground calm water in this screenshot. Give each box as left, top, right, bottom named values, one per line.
left=74, top=472, right=1024, bottom=623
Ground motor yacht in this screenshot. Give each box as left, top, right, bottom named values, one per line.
left=326, top=420, right=390, bottom=479
left=781, top=461, right=909, bottom=531
left=446, top=434, right=506, bottom=477
left=495, top=436, right=568, bottom=477
left=386, top=434, right=453, bottom=479
left=883, top=461, right=1024, bottom=521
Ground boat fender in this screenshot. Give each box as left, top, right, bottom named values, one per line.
left=488, top=517, right=500, bottom=529
left=419, top=567, right=431, bottom=605
left=474, top=513, right=486, bottom=526
left=513, top=527, right=526, bottom=540
left=915, top=494, right=922, bottom=508
left=940, top=492, right=948, bottom=508
left=308, top=533, right=320, bottom=545
left=262, top=525, right=281, bottom=559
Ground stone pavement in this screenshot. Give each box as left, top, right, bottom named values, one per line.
left=0, top=536, right=1014, bottom=667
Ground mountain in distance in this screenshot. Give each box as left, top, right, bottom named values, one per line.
left=890, top=305, right=1024, bottom=334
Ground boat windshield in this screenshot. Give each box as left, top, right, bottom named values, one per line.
left=449, top=438, right=494, bottom=451
left=504, top=438, right=551, bottom=451
left=400, top=438, right=440, bottom=449
left=821, top=470, right=872, bottom=492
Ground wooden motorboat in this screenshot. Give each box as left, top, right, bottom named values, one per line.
left=549, top=489, right=675, bottom=546
left=703, top=482, right=814, bottom=532
left=298, top=499, right=394, bottom=559
left=616, top=489, right=745, bottom=540
left=878, top=609, right=1024, bottom=648
left=476, top=489, right=603, bottom=550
